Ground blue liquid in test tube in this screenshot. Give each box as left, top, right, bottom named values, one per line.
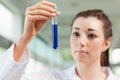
left=52, top=7, right=58, bottom=49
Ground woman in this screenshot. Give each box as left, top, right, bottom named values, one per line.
left=0, top=0, right=119, bottom=80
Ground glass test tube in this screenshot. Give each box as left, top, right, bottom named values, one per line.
left=52, top=6, right=58, bottom=49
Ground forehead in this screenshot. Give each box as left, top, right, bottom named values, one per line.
left=72, top=17, right=104, bottom=31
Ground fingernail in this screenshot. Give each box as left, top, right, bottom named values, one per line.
left=52, top=9, right=56, bottom=12
left=57, top=11, right=60, bottom=15
left=52, top=13, right=56, bottom=16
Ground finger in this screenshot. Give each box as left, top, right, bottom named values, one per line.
left=27, top=3, right=56, bottom=13
left=41, top=0, right=56, bottom=7
left=56, top=11, right=60, bottom=16
left=27, top=9, right=56, bottom=17
left=28, top=14, right=49, bottom=22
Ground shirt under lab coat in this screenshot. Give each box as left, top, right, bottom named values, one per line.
left=0, top=44, right=120, bottom=80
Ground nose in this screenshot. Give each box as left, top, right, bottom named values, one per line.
left=77, top=35, right=87, bottom=48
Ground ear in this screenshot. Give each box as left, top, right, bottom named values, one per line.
left=103, top=38, right=112, bottom=51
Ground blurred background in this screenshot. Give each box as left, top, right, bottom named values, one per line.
left=0, top=0, right=120, bottom=76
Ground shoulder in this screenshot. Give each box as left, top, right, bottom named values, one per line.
left=102, top=67, right=120, bottom=80
left=21, top=66, right=77, bottom=80
left=108, top=72, right=120, bottom=80
left=108, top=74, right=120, bottom=80
left=21, top=70, right=63, bottom=80
left=61, top=66, right=80, bottom=80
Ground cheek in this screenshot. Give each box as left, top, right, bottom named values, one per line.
left=89, top=39, right=103, bottom=50
left=88, top=39, right=104, bottom=56
left=87, top=40, right=104, bottom=63
left=90, top=41, right=102, bottom=49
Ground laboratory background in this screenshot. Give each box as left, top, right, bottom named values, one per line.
left=0, top=0, right=120, bottom=77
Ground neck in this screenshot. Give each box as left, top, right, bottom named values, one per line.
left=75, top=62, right=107, bottom=80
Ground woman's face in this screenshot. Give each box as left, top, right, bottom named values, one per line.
left=70, top=17, right=111, bottom=65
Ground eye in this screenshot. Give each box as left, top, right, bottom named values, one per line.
left=72, top=32, right=80, bottom=37
left=88, top=34, right=96, bottom=39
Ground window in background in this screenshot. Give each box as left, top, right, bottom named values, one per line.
left=0, top=3, right=14, bottom=40
left=0, top=47, right=6, bottom=55
left=29, top=36, right=63, bottom=69
left=110, top=49, right=120, bottom=76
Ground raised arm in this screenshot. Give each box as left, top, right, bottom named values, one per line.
left=13, top=0, right=60, bottom=62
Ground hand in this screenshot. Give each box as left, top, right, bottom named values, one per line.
left=13, top=0, right=60, bottom=62
left=23, top=0, right=60, bottom=39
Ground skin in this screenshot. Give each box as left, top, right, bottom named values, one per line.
left=70, top=17, right=111, bottom=80
left=13, top=0, right=112, bottom=80
left=13, top=0, right=60, bottom=61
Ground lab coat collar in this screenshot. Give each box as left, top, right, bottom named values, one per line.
left=63, top=65, right=119, bottom=80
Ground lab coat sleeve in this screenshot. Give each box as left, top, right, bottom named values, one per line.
left=0, top=44, right=29, bottom=80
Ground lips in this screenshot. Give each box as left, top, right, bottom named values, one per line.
left=75, top=50, right=88, bottom=55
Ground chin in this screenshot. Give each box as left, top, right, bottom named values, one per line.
left=73, top=55, right=87, bottom=63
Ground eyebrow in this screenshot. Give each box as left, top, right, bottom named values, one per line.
left=88, top=28, right=96, bottom=31
left=72, top=27, right=80, bottom=30
left=72, top=27, right=97, bottom=32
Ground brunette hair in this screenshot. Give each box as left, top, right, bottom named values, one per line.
left=71, top=9, right=112, bottom=66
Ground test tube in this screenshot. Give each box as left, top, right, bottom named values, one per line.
left=52, top=6, right=58, bottom=49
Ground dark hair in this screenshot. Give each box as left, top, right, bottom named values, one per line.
left=71, top=9, right=112, bottom=66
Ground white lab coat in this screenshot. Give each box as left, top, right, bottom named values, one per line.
left=0, top=45, right=28, bottom=80
left=0, top=44, right=120, bottom=80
